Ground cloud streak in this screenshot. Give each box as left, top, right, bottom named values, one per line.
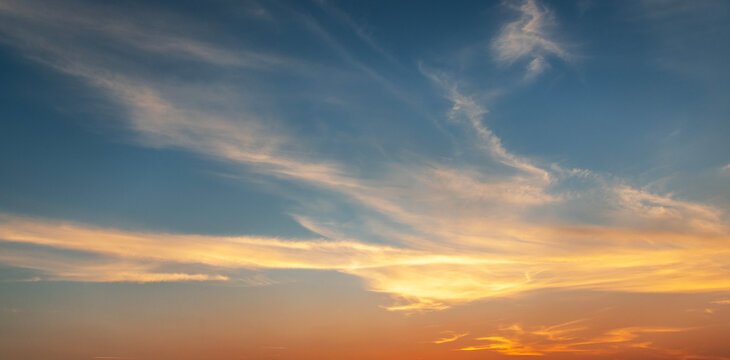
left=459, top=323, right=693, bottom=357
left=431, top=331, right=469, bottom=344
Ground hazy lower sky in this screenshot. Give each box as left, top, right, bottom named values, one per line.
left=1, top=0, right=729, bottom=359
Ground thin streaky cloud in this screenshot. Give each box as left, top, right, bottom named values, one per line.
left=0, top=0, right=292, bottom=70
left=431, top=331, right=469, bottom=344
left=0, top=244, right=230, bottom=283
left=315, top=0, right=403, bottom=67
left=459, top=325, right=694, bottom=356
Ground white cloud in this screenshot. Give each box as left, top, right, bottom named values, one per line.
left=492, top=0, right=570, bottom=78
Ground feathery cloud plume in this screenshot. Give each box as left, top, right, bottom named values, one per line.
left=492, top=0, right=570, bottom=78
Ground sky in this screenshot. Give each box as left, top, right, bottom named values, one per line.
left=0, top=0, right=729, bottom=359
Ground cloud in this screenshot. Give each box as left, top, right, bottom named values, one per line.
left=611, top=185, right=724, bottom=233
left=314, top=0, right=401, bottom=66
left=0, top=0, right=291, bottom=70
left=431, top=331, right=470, bottom=344
left=492, top=0, right=570, bottom=78
left=526, top=55, right=549, bottom=78
left=423, top=68, right=552, bottom=181
left=0, top=243, right=229, bottom=283
left=459, top=323, right=692, bottom=356
left=460, top=336, right=544, bottom=355
left=1, top=214, right=729, bottom=311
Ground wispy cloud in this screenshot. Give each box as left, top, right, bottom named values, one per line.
left=0, top=241, right=230, bottom=283
left=431, top=331, right=469, bottom=344
left=314, top=0, right=402, bottom=66
left=0, top=0, right=291, bottom=70
left=459, top=323, right=692, bottom=356
left=492, top=0, right=571, bottom=78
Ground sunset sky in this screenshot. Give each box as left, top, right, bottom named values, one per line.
left=1, top=0, right=730, bottom=359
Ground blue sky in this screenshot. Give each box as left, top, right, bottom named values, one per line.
left=1, top=1, right=730, bottom=358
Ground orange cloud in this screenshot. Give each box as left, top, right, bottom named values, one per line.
left=431, top=331, right=469, bottom=344
left=459, top=322, right=691, bottom=357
